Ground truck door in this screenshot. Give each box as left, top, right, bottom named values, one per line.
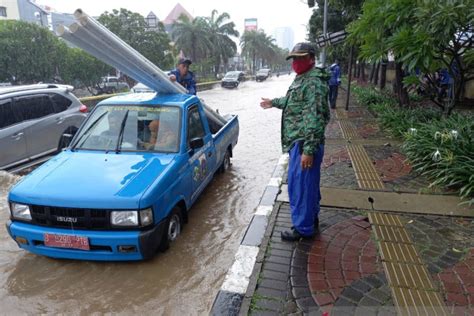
left=186, top=105, right=216, bottom=200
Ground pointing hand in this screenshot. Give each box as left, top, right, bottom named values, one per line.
left=260, top=98, right=272, bottom=109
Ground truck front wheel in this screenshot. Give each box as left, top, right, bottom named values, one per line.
left=159, top=207, right=182, bottom=252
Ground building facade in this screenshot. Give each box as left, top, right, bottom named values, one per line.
left=0, top=0, right=47, bottom=26
left=273, top=27, right=294, bottom=51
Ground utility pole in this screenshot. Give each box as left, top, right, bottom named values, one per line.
left=320, top=0, right=328, bottom=67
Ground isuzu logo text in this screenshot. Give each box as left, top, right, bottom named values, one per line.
left=56, top=216, right=78, bottom=223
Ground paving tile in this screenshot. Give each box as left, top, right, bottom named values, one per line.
left=366, top=288, right=391, bottom=304
left=254, top=298, right=284, bottom=312
left=313, top=293, right=334, bottom=306
left=291, top=274, right=309, bottom=287
left=309, top=280, right=330, bottom=292
left=295, top=297, right=318, bottom=313
left=259, top=278, right=288, bottom=291
left=292, top=286, right=312, bottom=299
left=341, top=287, right=364, bottom=302
left=363, top=275, right=384, bottom=288
left=255, top=286, right=287, bottom=300
left=266, top=254, right=292, bottom=266
left=265, top=262, right=290, bottom=274
left=351, top=279, right=373, bottom=293
left=262, top=270, right=289, bottom=282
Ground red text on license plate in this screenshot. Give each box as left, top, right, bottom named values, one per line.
left=44, top=233, right=90, bottom=250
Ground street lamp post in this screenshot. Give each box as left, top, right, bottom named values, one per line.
left=320, top=0, right=328, bottom=67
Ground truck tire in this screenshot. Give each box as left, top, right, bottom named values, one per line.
left=219, top=149, right=231, bottom=173
left=159, top=207, right=182, bottom=252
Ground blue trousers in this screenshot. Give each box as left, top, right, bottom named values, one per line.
left=288, top=142, right=324, bottom=236
left=329, top=85, right=338, bottom=108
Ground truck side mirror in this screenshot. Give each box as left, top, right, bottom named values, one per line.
left=189, top=137, right=204, bottom=150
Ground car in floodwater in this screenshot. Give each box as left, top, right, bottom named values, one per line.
left=0, top=84, right=87, bottom=171
left=256, top=69, right=272, bottom=82
left=221, top=71, right=245, bottom=89
left=6, top=92, right=239, bottom=261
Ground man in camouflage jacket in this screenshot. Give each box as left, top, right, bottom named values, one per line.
left=260, top=43, right=330, bottom=241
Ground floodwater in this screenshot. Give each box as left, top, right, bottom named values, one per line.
left=0, top=75, right=293, bottom=315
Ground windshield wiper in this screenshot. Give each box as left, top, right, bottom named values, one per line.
left=115, top=110, right=129, bottom=153
left=71, top=111, right=108, bottom=151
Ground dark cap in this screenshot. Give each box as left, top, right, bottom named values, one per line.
left=286, top=42, right=316, bottom=60
left=178, top=58, right=192, bottom=65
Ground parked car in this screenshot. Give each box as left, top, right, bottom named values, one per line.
left=98, top=76, right=129, bottom=94
left=256, top=69, right=272, bottom=82
left=131, top=82, right=154, bottom=93
left=7, top=92, right=239, bottom=261
left=0, top=84, right=87, bottom=171
left=221, top=71, right=245, bottom=88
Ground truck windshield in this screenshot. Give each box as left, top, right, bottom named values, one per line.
left=71, top=105, right=181, bottom=153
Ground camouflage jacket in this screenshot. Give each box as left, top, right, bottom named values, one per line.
left=271, top=67, right=330, bottom=155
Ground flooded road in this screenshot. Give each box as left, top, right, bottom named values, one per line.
left=0, top=75, right=293, bottom=314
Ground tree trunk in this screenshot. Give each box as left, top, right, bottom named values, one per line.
left=394, top=62, right=410, bottom=107
left=345, top=46, right=355, bottom=111
left=380, top=61, right=387, bottom=90
left=361, top=62, right=366, bottom=82
left=373, top=62, right=380, bottom=85
left=369, top=63, right=376, bottom=83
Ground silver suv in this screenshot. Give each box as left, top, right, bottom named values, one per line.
left=0, top=84, right=87, bottom=171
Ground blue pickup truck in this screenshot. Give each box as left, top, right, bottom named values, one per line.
left=6, top=92, right=239, bottom=261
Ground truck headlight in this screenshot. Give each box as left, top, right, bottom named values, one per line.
left=111, top=211, right=138, bottom=226
left=139, top=208, right=153, bottom=226
left=10, top=203, right=32, bottom=221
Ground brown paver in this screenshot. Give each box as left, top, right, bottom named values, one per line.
left=307, top=216, right=383, bottom=313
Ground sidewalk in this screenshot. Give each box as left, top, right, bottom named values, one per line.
left=240, top=90, right=474, bottom=315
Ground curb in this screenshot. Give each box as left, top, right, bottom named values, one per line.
left=210, top=154, right=288, bottom=315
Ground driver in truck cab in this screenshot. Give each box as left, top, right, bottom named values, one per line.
left=145, top=119, right=178, bottom=151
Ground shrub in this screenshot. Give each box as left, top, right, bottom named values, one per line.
left=353, top=85, right=474, bottom=203
left=402, top=114, right=474, bottom=203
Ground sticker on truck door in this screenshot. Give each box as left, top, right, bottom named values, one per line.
left=193, top=154, right=207, bottom=181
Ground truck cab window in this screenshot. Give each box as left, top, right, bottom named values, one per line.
left=187, top=106, right=205, bottom=145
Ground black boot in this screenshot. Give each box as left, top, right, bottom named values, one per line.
left=281, top=227, right=313, bottom=241
left=314, top=217, right=320, bottom=235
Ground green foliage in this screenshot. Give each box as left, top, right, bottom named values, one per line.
left=206, top=10, right=239, bottom=75
left=353, top=85, right=474, bottom=201
left=402, top=114, right=474, bottom=202
left=348, top=0, right=474, bottom=110
left=0, top=20, right=63, bottom=84
left=352, top=85, right=395, bottom=107
left=240, top=30, right=278, bottom=73
left=98, top=8, right=174, bottom=70
left=172, top=15, right=213, bottom=63
left=61, top=48, right=111, bottom=92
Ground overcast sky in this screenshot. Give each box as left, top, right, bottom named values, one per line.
left=36, top=0, right=315, bottom=45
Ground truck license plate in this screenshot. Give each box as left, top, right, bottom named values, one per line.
left=44, top=233, right=90, bottom=250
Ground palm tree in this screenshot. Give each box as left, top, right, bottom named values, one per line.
left=205, top=10, right=239, bottom=76
left=240, top=30, right=278, bottom=73
left=171, top=15, right=212, bottom=62
left=240, top=30, right=260, bottom=73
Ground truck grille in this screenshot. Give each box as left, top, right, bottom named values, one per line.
left=30, top=205, right=110, bottom=230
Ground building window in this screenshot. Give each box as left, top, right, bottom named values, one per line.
left=0, top=7, right=7, bottom=17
